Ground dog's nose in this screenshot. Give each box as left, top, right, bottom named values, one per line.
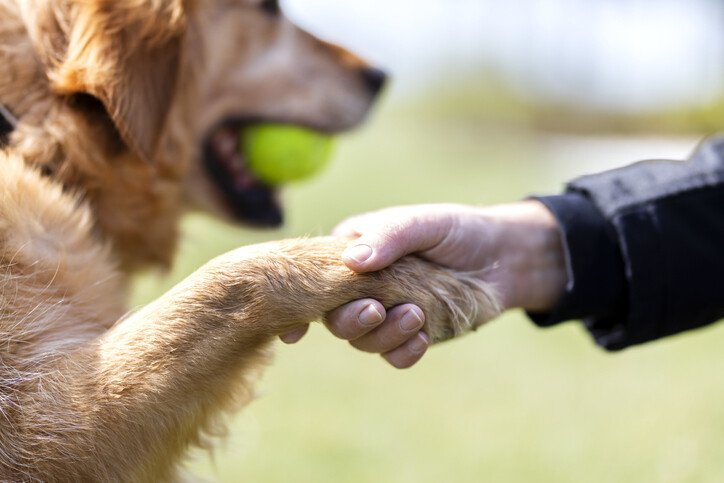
left=361, top=67, right=388, bottom=95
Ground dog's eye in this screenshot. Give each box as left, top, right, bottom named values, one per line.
left=260, top=0, right=280, bottom=16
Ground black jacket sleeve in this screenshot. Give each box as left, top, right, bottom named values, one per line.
left=528, top=135, right=724, bottom=350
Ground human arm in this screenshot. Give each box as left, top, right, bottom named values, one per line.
left=286, top=135, right=724, bottom=365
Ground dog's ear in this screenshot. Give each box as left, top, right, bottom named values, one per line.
left=51, top=1, right=187, bottom=163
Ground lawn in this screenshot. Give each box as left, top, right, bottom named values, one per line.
left=131, top=97, right=724, bottom=483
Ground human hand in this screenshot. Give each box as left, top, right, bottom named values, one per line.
left=281, top=201, right=567, bottom=368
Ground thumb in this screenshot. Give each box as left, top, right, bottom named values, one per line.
left=341, top=220, right=444, bottom=273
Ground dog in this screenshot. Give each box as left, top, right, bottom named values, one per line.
left=0, top=0, right=500, bottom=480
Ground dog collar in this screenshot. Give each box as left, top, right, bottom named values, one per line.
left=0, top=104, right=17, bottom=148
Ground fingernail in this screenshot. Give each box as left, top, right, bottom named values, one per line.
left=359, top=304, right=383, bottom=327
left=408, top=332, right=429, bottom=354
left=344, top=244, right=373, bottom=264
left=400, top=309, right=424, bottom=332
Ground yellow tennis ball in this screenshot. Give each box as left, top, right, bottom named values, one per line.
left=242, top=124, right=334, bottom=185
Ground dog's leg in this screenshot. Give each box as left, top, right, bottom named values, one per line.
left=72, top=238, right=500, bottom=479
left=2, top=231, right=499, bottom=480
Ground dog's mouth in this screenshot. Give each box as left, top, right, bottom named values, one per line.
left=203, top=121, right=284, bottom=226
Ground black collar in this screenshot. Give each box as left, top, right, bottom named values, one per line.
left=0, top=104, right=17, bottom=148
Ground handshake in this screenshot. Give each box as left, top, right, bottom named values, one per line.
left=281, top=201, right=566, bottom=368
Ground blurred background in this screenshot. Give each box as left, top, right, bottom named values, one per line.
left=135, top=0, right=724, bottom=481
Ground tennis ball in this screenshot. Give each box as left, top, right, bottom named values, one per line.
left=242, top=124, right=334, bottom=185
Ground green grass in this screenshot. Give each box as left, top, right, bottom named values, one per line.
left=131, top=99, right=724, bottom=483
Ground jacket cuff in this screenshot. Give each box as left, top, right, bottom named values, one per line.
left=526, top=193, right=626, bottom=328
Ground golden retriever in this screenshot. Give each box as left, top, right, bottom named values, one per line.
left=0, top=0, right=500, bottom=480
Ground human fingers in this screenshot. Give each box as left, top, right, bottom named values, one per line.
left=279, top=325, right=309, bottom=344
left=324, top=299, right=386, bottom=340
left=340, top=218, right=451, bottom=273
left=381, top=332, right=429, bottom=369
left=349, top=305, right=425, bottom=354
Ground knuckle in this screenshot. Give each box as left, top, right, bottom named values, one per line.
left=349, top=338, right=373, bottom=353
left=384, top=352, right=416, bottom=370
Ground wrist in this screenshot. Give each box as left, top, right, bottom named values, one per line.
left=484, top=201, right=568, bottom=312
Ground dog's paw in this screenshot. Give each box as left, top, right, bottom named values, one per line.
left=364, top=256, right=501, bottom=344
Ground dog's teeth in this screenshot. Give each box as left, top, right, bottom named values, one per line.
left=211, top=128, right=238, bottom=158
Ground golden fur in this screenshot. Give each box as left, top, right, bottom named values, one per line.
left=0, top=0, right=500, bottom=480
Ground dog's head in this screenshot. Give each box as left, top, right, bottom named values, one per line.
left=178, top=0, right=386, bottom=226
left=8, top=0, right=384, bottom=266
